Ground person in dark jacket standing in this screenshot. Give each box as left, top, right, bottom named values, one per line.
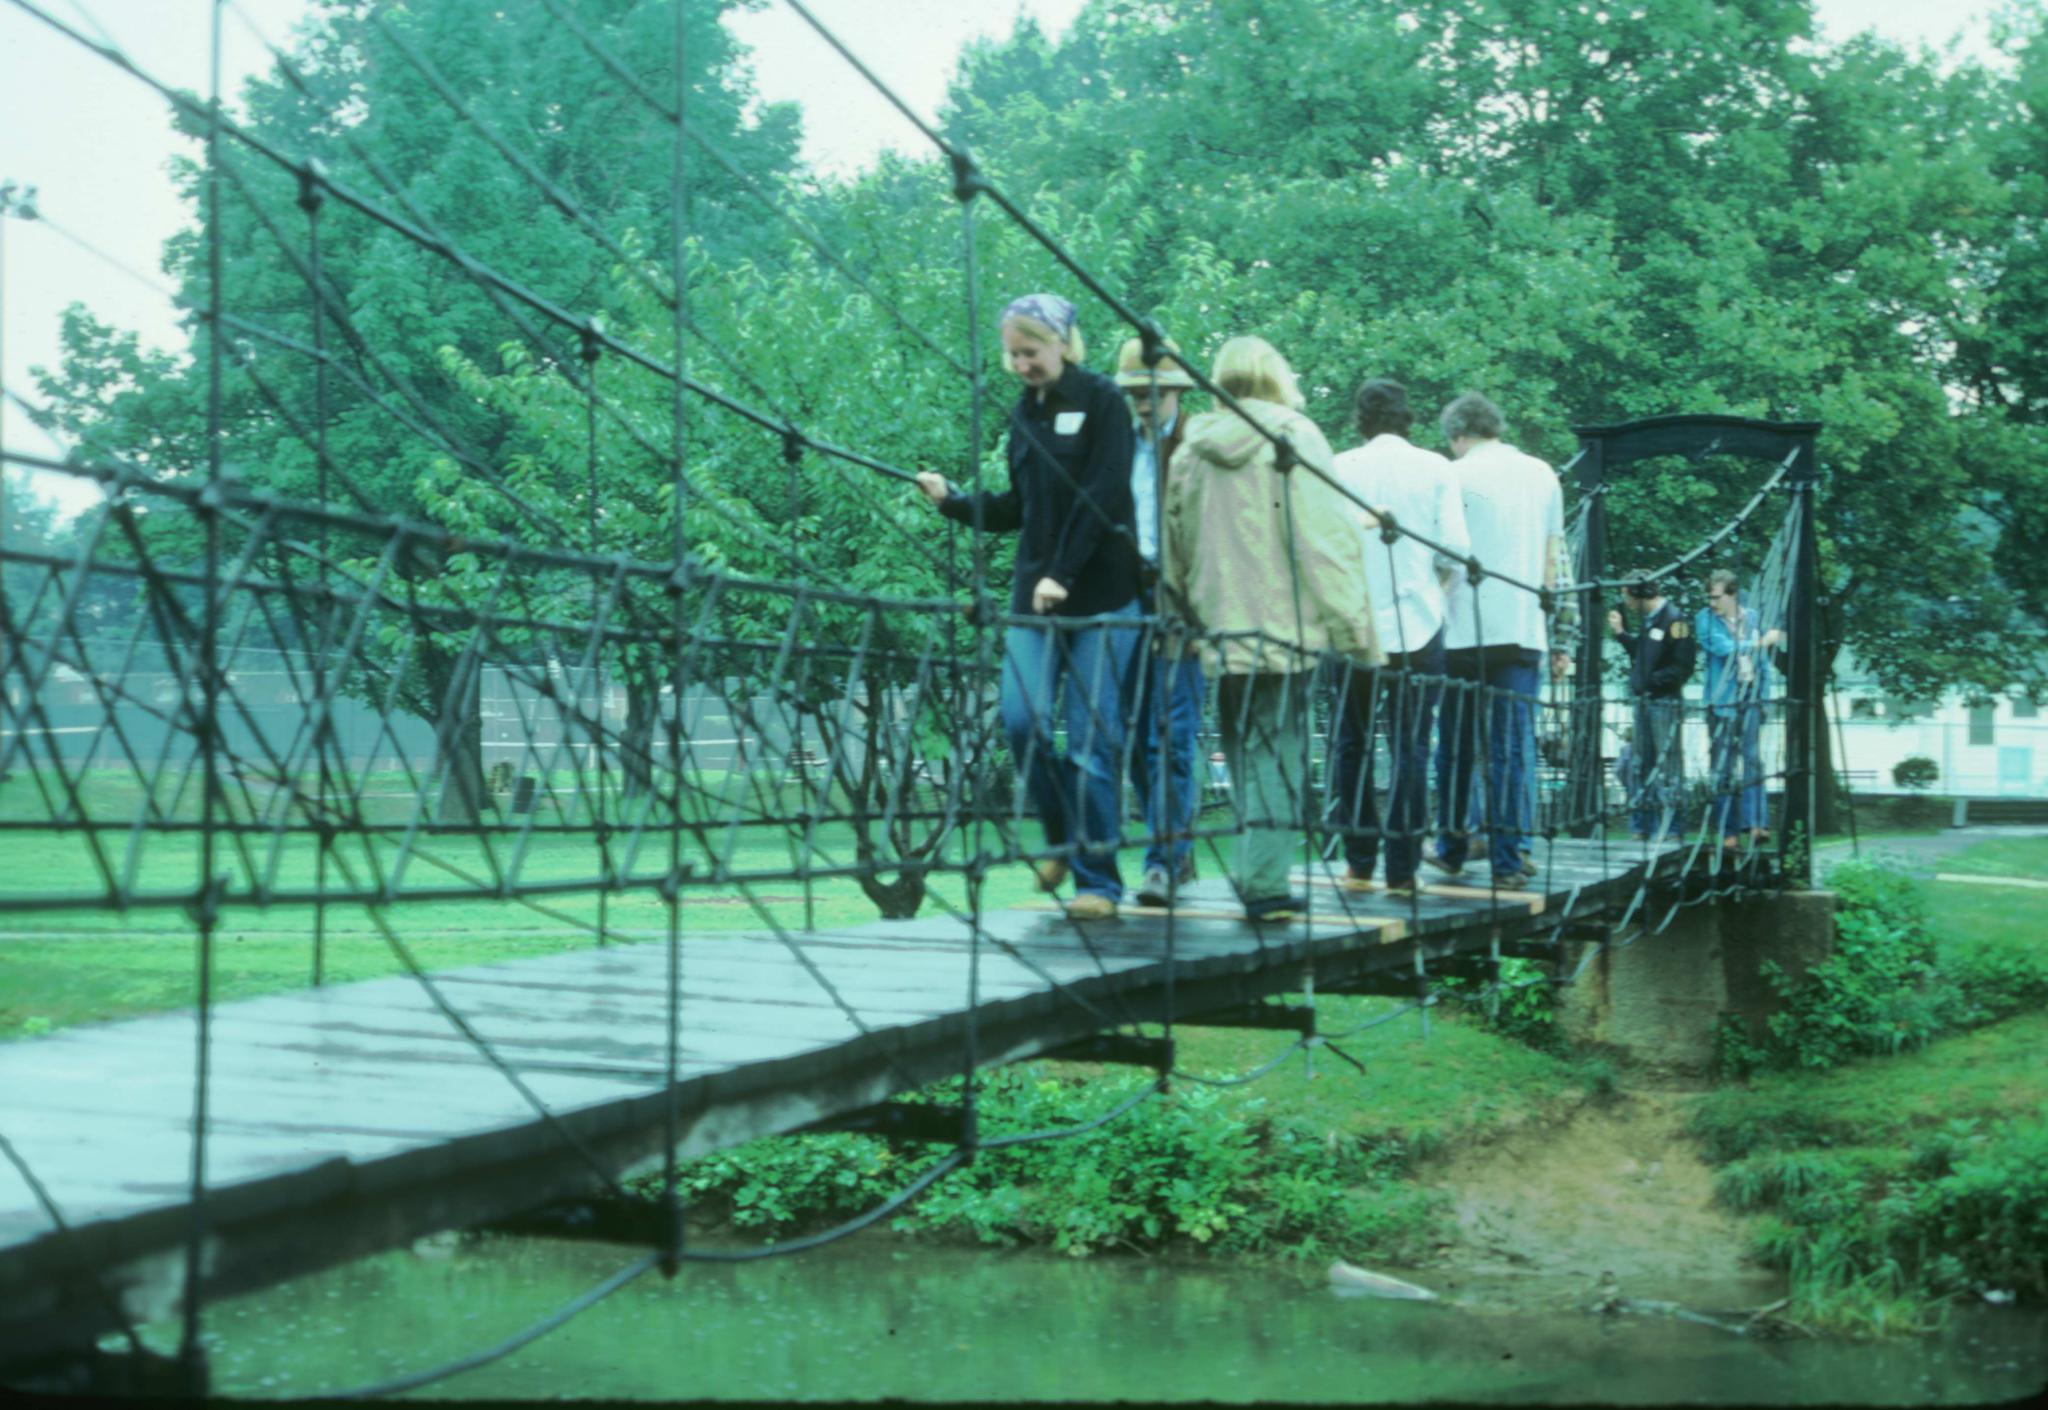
left=915, top=294, right=1141, bottom=918
left=1113, top=334, right=1204, bottom=910
left=1608, top=576, right=1697, bottom=841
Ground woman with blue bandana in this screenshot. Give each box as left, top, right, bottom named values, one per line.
left=915, top=295, right=1142, bottom=919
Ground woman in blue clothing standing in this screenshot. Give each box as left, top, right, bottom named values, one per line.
left=1698, top=569, right=1784, bottom=848
left=914, top=294, right=1141, bottom=919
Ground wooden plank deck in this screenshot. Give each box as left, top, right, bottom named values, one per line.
left=0, top=835, right=1689, bottom=1362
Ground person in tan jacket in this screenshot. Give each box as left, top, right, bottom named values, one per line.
left=1162, top=336, right=1381, bottom=921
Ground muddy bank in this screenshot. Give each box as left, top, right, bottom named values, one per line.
left=1413, top=1085, right=1782, bottom=1316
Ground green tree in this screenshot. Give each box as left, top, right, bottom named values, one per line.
left=29, top=0, right=801, bottom=820
left=931, top=0, right=2048, bottom=701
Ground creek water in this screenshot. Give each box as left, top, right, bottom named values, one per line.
left=157, top=1234, right=2045, bottom=1402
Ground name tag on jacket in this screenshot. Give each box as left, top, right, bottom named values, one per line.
left=1054, top=411, right=1086, bottom=435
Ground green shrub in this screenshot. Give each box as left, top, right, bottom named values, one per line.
left=1721, top=859, right=1942, bottom=1075
left=1891, top=756, right=1940, bottom=791
left=659, top=1068, right=1444, bottom=1262
left=1689, top=1087, right=1862, bottom=1162
left=1438, top=957, right=1562, bottom=1053
left=1938, top=941, right=2048, bottom=1027
left=1905, top=1112, right=2048, bottom=1299
left=1712, top=1110, right=2048, bottom=1329
left=671, top=1131, right=913, bottom=1233
left=1719, top=855, right=2048, bottom=1079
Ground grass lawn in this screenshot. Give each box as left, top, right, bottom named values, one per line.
left=1920, top=834, right=2048, bottom=880
left=1915, top=835, right=2048, bottom=988
left=1690, top=1010, right=2048, bottom=1161
left=0, top=763, right=1059, bottom=1038
left=1045, top=991, right=1596, bottom=1156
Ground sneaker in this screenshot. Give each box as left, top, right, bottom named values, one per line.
left=1176, top=856, right=1198, bottom=883
left=1340, top=865, right=1376, bottom=893
left=1063, top=893, right=1117, bottom=921
left=1491, top=869, right=1535, bottom=889
left=1244, top=893, right=1307, bottom=923
left=1135, top=864, right=1173, bottom=908
left=1032, top=858, right=1070, bottom=893
left=1423, top=852, right=1463, bottom=878
left=1383, top=877, right=1422, bottom=898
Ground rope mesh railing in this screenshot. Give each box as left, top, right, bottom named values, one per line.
left=0, top=0, right=1824, bottom=1395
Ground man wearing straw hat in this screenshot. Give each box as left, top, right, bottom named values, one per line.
left=1114, top=334, right=1205, bottom=909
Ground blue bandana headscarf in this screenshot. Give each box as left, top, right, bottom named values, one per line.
left=1001, top=293, right=1077, bottom=339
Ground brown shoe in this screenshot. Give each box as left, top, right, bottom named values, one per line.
left=1032, top=858, right=1070, bottom=893
left=1340, top=866, right=1376, bottom=893
left=1063, top=893, right=1117, bottom=921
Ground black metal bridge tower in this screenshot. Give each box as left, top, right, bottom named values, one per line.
left=1567, top=414, right=1822, bottom=884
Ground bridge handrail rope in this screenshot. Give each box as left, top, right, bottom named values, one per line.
left=11, top=0, right=933, bottom=576
left=8, top=0, right=1565, bottom=615
left=772, top=1, right=1528, bottom=600
left=0, top=467, right=1720, bottom=930
left=290, top=1251, right=663, bottom=1402
left=20, top=0, right=1792, bottom=624
left=507, top=0, right=970, bottom=379
left=777, top=0, right=1800, bottom=630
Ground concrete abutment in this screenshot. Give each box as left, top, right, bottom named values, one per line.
left=1558, top=891, right=1837, bottom=1077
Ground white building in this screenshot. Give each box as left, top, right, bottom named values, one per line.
left=1832, top=652, right=2048, bottom=797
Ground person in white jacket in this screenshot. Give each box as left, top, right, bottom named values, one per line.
left=1429, top=392, right=1564, bottom=888
left=1327, top=378, right=1470, bottom=895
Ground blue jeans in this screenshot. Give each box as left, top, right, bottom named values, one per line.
left=1630, top=697, right=1686, bottom=839
left=1329, top=631, right=1443, bottom=885
left=1435, top=647, right=1539, bottom=876
left=1126, top=640, right=1205, bottom=874
left=1001, top=605, right=1140, bottom=900
left=1709, top=704, right=1764, bottom=838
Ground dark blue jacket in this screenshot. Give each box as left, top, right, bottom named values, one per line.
left=1617, top=600, right=1698, bottom=698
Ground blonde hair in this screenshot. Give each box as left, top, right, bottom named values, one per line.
left=1210, top=335, right=1302, bottom=409
left=1001, top=313, right=1086, bottom=365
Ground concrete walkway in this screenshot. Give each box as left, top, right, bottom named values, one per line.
left=1815, top=825, right=2048, bottom=879
left=1931, top=873, right=2048, bottom=890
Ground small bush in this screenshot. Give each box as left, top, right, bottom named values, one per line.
left=1910, top=1114, right=2048, bottom=1299
left=659, top=1069, right=1444, bottom=1262
left=1938, top=941, right=2048, bottom=1027
left=672, top=1131, right=911, bottom=1233
left=1891, top=756, right=1940, bottom=791
left=1438, top=957, right=1563, bottom=1053
left=1720, top=858, right=2048, bottom=1080
left=1724, top=1112, right=2048, bottom=1328
left=1716, top=859, right=1941, bottom=1076
left=1689, top=1088, right=1862, bottom=1162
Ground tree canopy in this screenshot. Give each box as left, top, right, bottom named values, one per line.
left=25, top=0, right=2048, bottom=722
left=927, top=0, right=2048, bottom=698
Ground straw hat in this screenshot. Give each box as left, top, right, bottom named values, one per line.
left=1112, top=335, right=1198, bottom=390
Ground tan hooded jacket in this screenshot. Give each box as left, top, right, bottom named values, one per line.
left=1161, top=398, right=1382, bottom=676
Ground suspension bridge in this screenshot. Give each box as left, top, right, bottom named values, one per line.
left=0, top=0, right=1826, bottom=1396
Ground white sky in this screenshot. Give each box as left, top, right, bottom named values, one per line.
left=0, top=0, right=2014, bottom=512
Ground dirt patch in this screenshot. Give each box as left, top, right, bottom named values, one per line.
left=1413, top=1086, right=1782, bottom=1315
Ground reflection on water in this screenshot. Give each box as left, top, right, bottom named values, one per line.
left=164, top=1235, right=2044, bottom=1403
